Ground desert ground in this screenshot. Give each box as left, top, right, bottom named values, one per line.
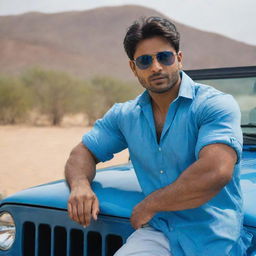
left=0, top=125, right=129, bottom=198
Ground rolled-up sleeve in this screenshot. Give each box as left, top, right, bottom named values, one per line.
left=82, top=103, right=127, bottom=162
left=195, top=94, right=243, bottom=163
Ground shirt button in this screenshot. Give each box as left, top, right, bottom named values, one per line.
left=169, top=226, right=174, bottom=231
left=160, top=170, right=164, bottom=174
left=158, top=147, right=162, bottom=151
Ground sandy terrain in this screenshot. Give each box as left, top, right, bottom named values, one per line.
left=0, top=125, right=129, bottom=197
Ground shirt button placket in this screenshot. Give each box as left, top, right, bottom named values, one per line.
left=158, top=145, right=165, bottom=184
left=159, top=169, right=166, bottom=186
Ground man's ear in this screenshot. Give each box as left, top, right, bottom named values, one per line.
left=177, top=51, right=183, bottom=70
left=129, top=60, right=138, bottom=77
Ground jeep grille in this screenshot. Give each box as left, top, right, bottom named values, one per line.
left=23, top=221, right=124, bottom=256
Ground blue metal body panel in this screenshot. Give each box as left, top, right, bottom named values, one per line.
left=241, top=148, right=256, bottom=227
left=1, top=153, right=256, bottom=255
left=0, top=164, right=144, bottom=218
left=241, top=177, right=256, bottom=227
left=0, top=204, right=134, bottom=256
left=1, top=151, right=256, bottom=223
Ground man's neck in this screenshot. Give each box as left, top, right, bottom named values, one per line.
left=149, top=80, right=181, bottom=114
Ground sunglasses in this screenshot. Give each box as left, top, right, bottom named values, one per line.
left=133, top=51, right=176, bottom=70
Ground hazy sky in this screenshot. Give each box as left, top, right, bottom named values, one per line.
left=0, top=0, right=255, bottom=46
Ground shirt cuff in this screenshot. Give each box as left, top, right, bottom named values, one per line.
left=82, top=133, right=113, bottom=162
left=195, top=136, right=242, bottom=164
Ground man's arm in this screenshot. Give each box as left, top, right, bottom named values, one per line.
left=65, top=142, right=99, bottom=227
left=131, top=143, right=237, bottom=229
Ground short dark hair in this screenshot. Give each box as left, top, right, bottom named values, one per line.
left=123, top=16, right=180, bottom=60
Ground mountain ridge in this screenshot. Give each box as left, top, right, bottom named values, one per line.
left=0, top=5, right=255, bottom=80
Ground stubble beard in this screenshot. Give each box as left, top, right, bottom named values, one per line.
left=138, top=70, right=180, bottom=94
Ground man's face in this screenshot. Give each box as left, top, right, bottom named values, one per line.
left=129, top=36, right=183, bottom=94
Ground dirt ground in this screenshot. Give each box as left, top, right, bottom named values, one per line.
left=0, top=125, right=129, bottom=197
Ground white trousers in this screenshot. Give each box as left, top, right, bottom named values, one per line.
left=114, top=226, right=172, bottom=256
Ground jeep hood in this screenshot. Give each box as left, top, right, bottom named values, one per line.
left=0, top=164, right=144, bottom=218
left=1, top=157, right=256, bottom=224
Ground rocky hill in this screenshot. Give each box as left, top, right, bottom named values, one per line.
left=0, top=5, right=255, bottom=80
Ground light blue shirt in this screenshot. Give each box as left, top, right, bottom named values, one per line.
left=82, top=71, right=252, bottom=256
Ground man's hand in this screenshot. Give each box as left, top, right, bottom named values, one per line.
left=130, top=144, right=237, bottom=216
left=130, top=200, right=155, bottom=229
left=65, top=142, right=99, bottom=227
left=68, top=184, right=99, bottom=227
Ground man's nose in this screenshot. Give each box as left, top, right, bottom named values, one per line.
left=150, top=57, right=163, bottom=73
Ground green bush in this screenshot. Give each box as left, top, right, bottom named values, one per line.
left=22, top=68, right=80, bottom=125
left=0, top=68, right=142, bottom=126
left=79, top=76, right=140, bottom=125
left=0, top=76, right=32, bottom=124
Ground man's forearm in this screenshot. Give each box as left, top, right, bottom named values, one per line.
left=140, top=144, right=236, bottom=213
left=65, top=142, right=97, bottom=189
left=143, top=159, right=226, bottom=213
left=65, top=142, right=100, bottom=226
left=130, top=146, right=235, bottom=229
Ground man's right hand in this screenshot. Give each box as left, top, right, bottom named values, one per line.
left=68, top=184, right=99, bottom=227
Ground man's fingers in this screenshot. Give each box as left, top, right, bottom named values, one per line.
left=68, top=190, right=100, bottom=227
left=77, top=200, right=86, bottom=225
left=92, top=197, right=100, bottom=220
left=69, top=198, right=91, bottom=226
left=131, top=218, right=143, bottom=229
left=83, top=199, right=92, bottom=226
left=69, top=200, right=79, bottom=224
left=131, top=215, right=139, bottom=230
left=68, top=196, right=85, bottom=225
left=68, top=202, right=73, bottom=219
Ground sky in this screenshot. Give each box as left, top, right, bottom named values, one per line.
left=0, top=0, right=255, bottom=46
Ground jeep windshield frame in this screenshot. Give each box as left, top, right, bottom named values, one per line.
left=185, top=66, right=256, bottom=145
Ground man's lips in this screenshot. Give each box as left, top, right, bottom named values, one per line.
left=150, top=76, right=167, bottom=82
left=149, top=74, right=168, bottom=82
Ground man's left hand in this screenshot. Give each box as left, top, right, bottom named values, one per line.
left=130, top=200, right=155, bottom=229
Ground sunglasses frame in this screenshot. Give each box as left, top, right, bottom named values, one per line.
left=133, top=51, right=177, bottom=70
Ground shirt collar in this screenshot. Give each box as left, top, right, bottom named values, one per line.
left=137, top=71, right=195, bottom=107
left=178, top=71, right=195, bottom=100
left=137, top=90, right=151, bottom=106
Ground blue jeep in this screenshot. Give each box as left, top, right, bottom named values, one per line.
left=1, top=66, right=256, bottom=256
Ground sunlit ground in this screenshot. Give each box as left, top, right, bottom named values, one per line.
left=0, top=125, right=129, bottom=197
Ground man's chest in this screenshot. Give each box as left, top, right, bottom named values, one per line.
left=153, top=111, right=165, bottom=143
left=120, top=102, right=198, bottom=169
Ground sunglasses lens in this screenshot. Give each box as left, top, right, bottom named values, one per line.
left=135, top=51, right=175, bottom=69
left=135, top=55, right=152, bottom=70
left=157, top=51, right=175, bottom=66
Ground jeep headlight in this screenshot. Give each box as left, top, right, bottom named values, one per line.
left=0, top=212, right=16, bottom=250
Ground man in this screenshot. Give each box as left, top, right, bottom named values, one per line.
left=65, top=17, right=252, bottom=255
